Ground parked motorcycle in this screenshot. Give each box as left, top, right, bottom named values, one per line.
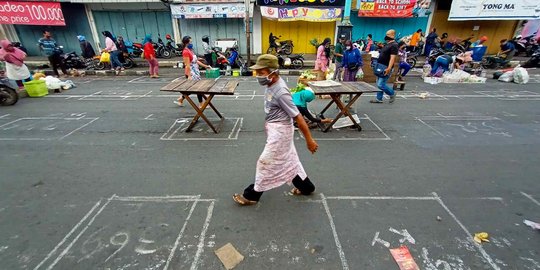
left=155, top=36, right=172, bottom=59
left=56, top=46, right=86, bottom=69
left=277, top=53, right=304, bottom=69
left=165, top=34, right=182, bottom=57
left=514, top=35, right=538, bottom=57
left=267, top=33, right=293, bottom=55
left=451, top=36, right=473, bottom=55
left=92, top=51, right=135, bottom=70
left=522, top=48, right=540, bottom=68
left=0, top=77, right=18, bottom=106
left=124, top=39, right=143, bottom=58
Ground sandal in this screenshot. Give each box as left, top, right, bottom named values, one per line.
left=290, top=188, right=302, bottom=196
left=233, top=194, right=257, bottom=206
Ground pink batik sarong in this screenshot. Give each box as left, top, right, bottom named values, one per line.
left=254, top=122, right=307, bottom=192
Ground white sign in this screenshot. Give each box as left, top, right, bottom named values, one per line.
left=171, top=3, right=253, bottom=19
left=448, top=0, right=540, bottom=21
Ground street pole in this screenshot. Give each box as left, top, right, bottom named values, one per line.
left=337, top=0, right=353, bottom=41
left=245, top=0, right=251, bottom=67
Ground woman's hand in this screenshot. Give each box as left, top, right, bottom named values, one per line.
left=306, top=139, right=318, bottom=154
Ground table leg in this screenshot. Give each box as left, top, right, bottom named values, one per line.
left=202, top=95, right=223, bottom=119
left=322, top=94, right=362, bottom=132
left=319, top=98, right=336, bottom=115
left=184, top=94, right=220, bottom=133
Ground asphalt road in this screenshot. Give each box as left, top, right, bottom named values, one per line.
left=0, top=72, right=539, bottom=270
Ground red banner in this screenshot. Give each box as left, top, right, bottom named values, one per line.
left=0, top=1, right=65, bottom=26
left=358, top=0, right=416, bottom=18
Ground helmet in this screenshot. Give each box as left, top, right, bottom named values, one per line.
left=165, top=34, right=171, bottom=39
left=480, top=36, right=488, bottom=42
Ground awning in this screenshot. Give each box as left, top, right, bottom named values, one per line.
left=260, top=6, right=342, bottom=22
left=449, top=0, right=540, bottom=21
left=170, top=3, right=254, bottom=19
left=0, top=1, right=65, bottom=26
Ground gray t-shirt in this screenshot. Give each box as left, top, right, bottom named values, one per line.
left=264, top=78, right=300, bottom=124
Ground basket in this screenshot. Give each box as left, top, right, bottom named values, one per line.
left=232, top=70, right=240, bottom=77
left=205, top=68, right=220, bottom=79
left=23, top=80, right=48, bottom=97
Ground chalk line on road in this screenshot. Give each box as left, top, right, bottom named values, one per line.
left=520, top=192, right=540, bottom=207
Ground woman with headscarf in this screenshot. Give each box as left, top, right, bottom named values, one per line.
left=102, top=31, right=123, bottom=74
left=77, top=35, right=96, bottom=59
left=292, top=88, right=333, bottom=126
left=143, top=35, right=159, bottom=78
left=314, top=37, right=331, bottom=81
left=174, top=36, right=211, bottom=107
left=341, top=40, right=363, bottom=82
left=202, top=35, right=213, bottom=67
left=142, top=34, right=152, bottom=46
left=0, top=39, right=31, bottom=88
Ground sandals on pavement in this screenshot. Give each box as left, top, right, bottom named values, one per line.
left=290, top=188, right=302, bottom=196
left=233, top=194, right=258, bottom=206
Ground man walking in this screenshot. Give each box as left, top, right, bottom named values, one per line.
left=332, top=35, right=345, bottom=81
left=38, top=31, right=67, bottom=77
left=371, top=29, right=397, bottom=104
left=233, top=54, right=318, bottom=206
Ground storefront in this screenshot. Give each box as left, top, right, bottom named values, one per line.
left=259, top=0, right=345, bottom=54
left=83, top=2, right=173, bottom=49
left=1, top=1, right=95, bottom=56
left=429, top=0, right=536, bottom=54
left=170, top=1, right=254, bottom=56
left=351, top=0, right=433, bottom=42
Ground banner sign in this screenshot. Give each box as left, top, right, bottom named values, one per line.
left=261, top=6, right=342, bottom=21
left=0, top=1, right=65, bottom=26
left=171, top=3, right=254, bottom=19
left=449, top=0, right=540, bottom=21
left=257, top=0, right=345, bottom=7
left=358, top=0, right=419, bottom=18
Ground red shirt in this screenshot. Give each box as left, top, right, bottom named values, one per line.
left=182, top=48, right=194, bottom=76
left=143, top=42, right=155, bottom=59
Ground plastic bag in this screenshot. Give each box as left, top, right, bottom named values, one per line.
left=100, top=52, right=110, bottom=63
left=513, top=67, right=529, bottom=84
left=43, top=76, right=62, bottom=90
left=356, top=68, right=364, bottom=79
left=498, top=71, right=514, bottom=82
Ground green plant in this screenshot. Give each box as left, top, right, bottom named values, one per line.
left=291, top=83, right=306, bottom=93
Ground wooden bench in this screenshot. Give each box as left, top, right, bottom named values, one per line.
left=161, top=79, right=238, bottom=133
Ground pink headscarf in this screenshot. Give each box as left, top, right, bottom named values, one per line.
left=0, top=39, right=26, bottom=67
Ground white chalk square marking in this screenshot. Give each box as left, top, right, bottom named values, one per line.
left=128, top=76, right=175, bottom=84
left=298, top=114, right=391, bottom=141
left=40, top=195, right=215, bottom=270
left=416, top=116, right=511, bottom=138
left=160, top=117, right=242, bottom=141
left=0, top=117, right=98, bottom=141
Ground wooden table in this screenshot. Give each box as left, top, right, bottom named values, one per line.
left=308, top=81, right=379, bottom=132
left=161, top=79, right=238, bottom=133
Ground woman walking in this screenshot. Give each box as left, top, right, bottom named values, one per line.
left=102, top=31, right=123, bottom=75
left=0, top=39, right=31, bottom=89
left=174, top=36, right=211, bottom=107
left=342, top=40, right=363, bottom=82
left=143, top=35, right=159, bottom=78
left=314, top=38, right=331, bottom=81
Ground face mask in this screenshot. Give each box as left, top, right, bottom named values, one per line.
left=256, top=70, right=277, bottom=86
left=384, top=35, right=393, bottom=41
left=187, top=44, right=194, bottom=49
left=346, top=46, right=351, bottom=50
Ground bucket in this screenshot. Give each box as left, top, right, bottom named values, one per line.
left=205, top=68, right=220, bottom=79
left=23, top=80, right=48, bottom=97
left=232, top=70, right=240, bottom=77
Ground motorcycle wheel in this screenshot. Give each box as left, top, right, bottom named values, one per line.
left=95, top=60, right=106, bottom=70
left=282, top=46, right=292, bottom=55
left=161, top=49, right=173, bottom=59
left=123, top=58, right=135, bottom=69
left=406, top=57, right=417, bottom=68
left=292, top=59, right=304, bottom=70
left=0, top=87, right=18, bottom=106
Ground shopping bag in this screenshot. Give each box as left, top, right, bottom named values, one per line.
left=356, top=68, right=364, bottom=79
left=100, top=52, right=110, bottom=63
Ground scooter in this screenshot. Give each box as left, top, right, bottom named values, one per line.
left=277, top=53, right=305, bottom=69
left=124, top=39, right=143, bottom=58
left=267, top=33, right=293, bottom=55
left=522, top=48, right=540, bottom=68
left=0, top=77, right=18, bottom=106
left=92, top=51, right=135, bottom=70
left=155, top=36, right=172, bottom=59
left=165, top=34, right=182, bottom=57
left=56, top=46, right=86, bottom=69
